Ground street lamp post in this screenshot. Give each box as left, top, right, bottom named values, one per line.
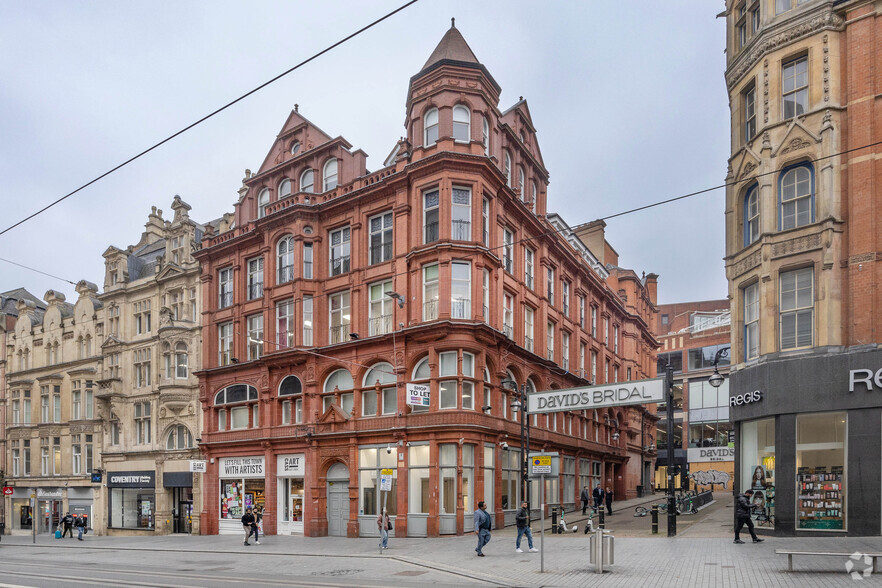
left=665, top=362, right=677, bottom=537
left=503, top=379, right=530, bottom=508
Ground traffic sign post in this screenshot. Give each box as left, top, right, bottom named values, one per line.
left=379, top=468, right=393, bottom=553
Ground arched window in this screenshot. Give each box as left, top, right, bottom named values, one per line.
left=257, top=188, right=270, bottom=219
left=279, top=375, right=303, bottom=424
left=482, top=116, right=489, bottom=156
left=77, top=336, right=84, bottom=359
left=279, top=179, right=292, bottom=198
left=162, top=342, right=173, bottom=379
left=290, top=141, right=301, bottom=155
left=503, top=151, right=512, bottom=187
left=744, top=185, right=760, bottom=246
left=322, top=159, right=338, bottom=192
left=412, top=357, right=431, bottom=380
left=517, top=166, right=525, bottom=200
left=277, top=236, right=294, bottom=284
left=300, top=169, right=314, bottom=193
left=85, top=335, right=91, bottom=357
left=530, top=180, right=537, bottom=212
left=362, top=362, right=396, bottom=417
left=779, top=165, right=813, bottom=230
left=166, top=424, right=194, bottom=450
left=175, top=342, right=188, bottom=379
left=453, top=105, right=470, bottom=142
left=424, top=108, right=439, bottom=146
left=214, top=384, right=259, bottom=431
left=323, top=368, right=354, bottom=416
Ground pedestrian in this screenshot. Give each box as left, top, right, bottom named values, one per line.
left=75, top=514, right=86, bottom=541
left=592, top=484, right=605, bottom=510
left=605, top=485, right=613, bottom=515
left=377, top=508, right=391, bottom=549
left=250, top=507, right=262, bottom=544
left=580, top=486, right=591, bottom=515
left=473, top=500, right=491, bottom=557
left=241, top=507, right=256, bottom=546
left=734, top=489, right=764, bottom=544
left=61, top=512, right=74, bottom=538
left=515, top=501, right=538, bottom=553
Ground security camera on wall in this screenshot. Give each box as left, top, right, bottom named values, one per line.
left=500, top=441, right=509, bottom=450
left=386, top=445, right=393, bottom=454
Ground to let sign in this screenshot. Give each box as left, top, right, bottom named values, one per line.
left=406, top=383, right=430, bottom=407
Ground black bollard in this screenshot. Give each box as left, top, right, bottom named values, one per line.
left=551, top=507, right=558, bottom=534
left=598, top=510, right=605, bottom=529
left=651, top=505, right=658, bottom=534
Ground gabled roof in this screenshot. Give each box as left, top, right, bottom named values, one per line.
left=0, top=288, right=46, bottom=316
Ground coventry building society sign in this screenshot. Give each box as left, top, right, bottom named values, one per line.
left=527, top=377, right=666, bottom=414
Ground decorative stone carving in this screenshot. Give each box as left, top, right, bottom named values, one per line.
left=740, top=161, right=757, bottom=179
left=772, top=234, right=822, bottom=257
left=849, top=252, right=876, bottom=265
left=763, top=59, right=769, bottom=124
left=731, top=250, right=762, bottom=278
left=779, top=137, right=812, bottom=155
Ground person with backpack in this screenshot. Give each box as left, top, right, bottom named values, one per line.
left=734, top=489, right=764, bottom=544
left=60, top=513, right=74, bottom=538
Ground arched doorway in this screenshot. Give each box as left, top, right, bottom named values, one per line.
left=326, top=463, right=349, bottom=537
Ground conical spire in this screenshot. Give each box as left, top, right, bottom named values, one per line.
left=421, top=18, right=480, bottom=70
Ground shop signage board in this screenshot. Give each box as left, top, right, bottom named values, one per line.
left=220, top=456, right=265, bottom=478
left=687, top=447, right=735, bottom=463
left=107, top=471, right=155, bottom=488
left=36, top=488, right=64, bottom=498
left=406, top=383, right=430, bottom=407
left=189, top=460, right=207, bottom=473
left=277, top=454, right=305, bottom=477
left=527, top=377, right=665, bottom=414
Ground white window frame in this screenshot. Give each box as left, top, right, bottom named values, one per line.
left=779, top=267, right=813, bottom=350
left=322, top=158, right=338, bottom=192
left=423, top=264, right=439, bottom=321
left=424, top=108, right=439, bottom=146
left=453, top=105, right=470, bottom=143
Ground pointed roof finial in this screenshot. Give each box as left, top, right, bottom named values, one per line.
left=294, top=104, right=299, bottom=112
left=451, top=17, right=455, bottom=28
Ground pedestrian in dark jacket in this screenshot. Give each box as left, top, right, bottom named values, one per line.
left=75, top=514, right=87, bottom=540
left=515, top=501, right=538, bottom=553
left=241, top=508, right=256, bottom=546
left=605, top=486, right=614, bottom=515
left=580, top=486, right=591, bottom=514
left=473, top=501, right=491, bottom=556
left=61, top=513, right=74, bottom=538
left=592, top=484, right=605, bottom=510
left=250, top=508, right=262, bottom=544
left=734, top=490, right=764, bottom=544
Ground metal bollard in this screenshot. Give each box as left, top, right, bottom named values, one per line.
left=651, top=505, right=658, bottom=534
left=551, top=507, right=558, bottom=534
left=598, top=510, right=605, bottom=529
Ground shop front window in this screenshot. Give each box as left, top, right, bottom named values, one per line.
left=741, top=418, right=776, bottom=523
left=220, top=479, right=266, bottom=520
left=408, top=444, right=431, bottom=514
left=359, top=446, right=398, bottom=516
left=796, top=412, right=845, bottom=530
left=110, top=490, right=155, bottom=529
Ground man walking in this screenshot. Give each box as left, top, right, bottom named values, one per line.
left=734, top=489, right=764, bottom=544
left=474, top=501, right=491, bottom=557
left=75, top=514, right=87, bottom=541
left=241, top=507, right=256, bottom=546
left=580, top=486, right=591, bottom=515
left=61, top=512, right=74, bottom=538
left=592, top=484, right=605, bottom=511
left=515, top=501, right=539, bottom=553
left=605, top=485, right=614, bottom=515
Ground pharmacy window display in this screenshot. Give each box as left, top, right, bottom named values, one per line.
left=796, top=412, right=846, bottom=530
left=740, top=418, right=775, bottom=522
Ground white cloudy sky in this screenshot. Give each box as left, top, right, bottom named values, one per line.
left=0, top=1, right=728, bottom=306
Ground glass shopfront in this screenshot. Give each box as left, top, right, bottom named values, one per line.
left=740, top=418, right=775, bottom=522
left=277, top=454, right=305, bottom=535
left=108, top=471, right=155, bottom=530
left=218, top=456, right=265, bottom=534
left=796, top=412, right=846, bottom=531
left=12, top=498, right=33, bottom=530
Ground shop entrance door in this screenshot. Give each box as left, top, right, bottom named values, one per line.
left=38, top=500, right=61, bottom=534
left=173, top=487, right=193, bottom=534
left=326, top=463, right=349, bottom=537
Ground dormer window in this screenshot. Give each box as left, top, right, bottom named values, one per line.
left=424, top=108, right=439, bottom=146
left=290, top=141, right=301, bottom=155
left=257, top=188, right=270, bottom=219
left=300, top=169, right=314, bottom=193
left=322, top=159, right=338, bottom=192
left=453, top=105, right=470, bottom=142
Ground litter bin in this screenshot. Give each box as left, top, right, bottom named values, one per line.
left=636, top=485, right=644, bottom=498
left=589, top=531, right=615, bottom=566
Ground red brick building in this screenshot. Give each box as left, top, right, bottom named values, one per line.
left=194, top=24, right=659, bottom=538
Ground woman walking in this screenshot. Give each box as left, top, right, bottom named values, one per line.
left=377, top=508, right=391, bottom=549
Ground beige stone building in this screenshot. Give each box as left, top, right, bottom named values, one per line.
left=3, top=282, right=105, bottom=535
left=97, top=196, right=207, bottom=535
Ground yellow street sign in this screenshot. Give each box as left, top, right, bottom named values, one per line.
left=380, top=468, right=394, bottom=476
left=532, top=456, right=551, bottom=467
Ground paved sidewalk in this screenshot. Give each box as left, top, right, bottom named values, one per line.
left=3, top=526, right=881, bottom=587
